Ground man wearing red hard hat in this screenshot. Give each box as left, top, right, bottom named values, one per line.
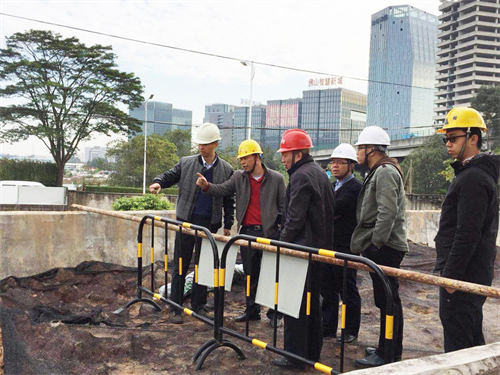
left=271, top=129, right=335, bottom=369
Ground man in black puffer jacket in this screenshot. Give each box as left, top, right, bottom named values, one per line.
left=435, top=107, right=499, bottom=353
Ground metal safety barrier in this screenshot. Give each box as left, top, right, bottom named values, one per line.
left=114, top=214, right=395, bottom=374
left=192, top=234, right=396, bottom=374
left=113, top=215, right=245, bottom=367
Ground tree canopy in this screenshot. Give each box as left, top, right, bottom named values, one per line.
left=400, top=134, right=450, bottom=194
left=471, top=85, right=500, bottom=151
left=106, top=134, right=178, bottom=187
left=162, top=129, right=195, bottom=158
left=0, top=30, right=144, bottom=185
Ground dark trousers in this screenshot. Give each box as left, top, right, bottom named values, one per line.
left=240, top=226, right=282, bottom=320
left=284, top=263, right=323, bottom=362
left=171, top=215, right=216, bottom=312
left=439, top=285, right=486, bottom=353
left=362, top=245, right=405, bottom=359
left=320, top=262, right=361, bottom=337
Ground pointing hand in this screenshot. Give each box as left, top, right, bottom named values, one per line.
left=196, top=172, right=209, bottom=189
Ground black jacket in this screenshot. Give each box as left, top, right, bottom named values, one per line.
left=280, top=155, right=334, bottom=249
left=434, top=153, right=499, bottom=286
left=333, top=177, right=362, bottom=252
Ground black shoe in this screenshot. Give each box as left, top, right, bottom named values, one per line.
left=337, top=334, right=357, bottom=344
left=354, top=353, right=385, bottom=368
left=271, top=357, right=306, bottom=370
left=234, top=312, right=261, bottom=322
left=270, top=317, right=282, bottom=328
left=365, top=348, right=401, bottom=361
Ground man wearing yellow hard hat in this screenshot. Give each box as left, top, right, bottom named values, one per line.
left=434, top=107, right=499, bottom=353
left=196, top=139, right=286, bottom=327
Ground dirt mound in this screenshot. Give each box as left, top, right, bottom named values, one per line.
left=1, top=244, right=499, bottom=374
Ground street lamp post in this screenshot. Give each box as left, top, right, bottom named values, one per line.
left=240, top=61, right=255, bottom=140
left=142, top=94, right=154, bottom=194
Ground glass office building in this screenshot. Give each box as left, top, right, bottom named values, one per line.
left=204, top=104, right=235, bottom=149
left=232, top=105, right=266, bottom=149
left=367, top=5, right=438, bottom=140
left=301, top=88, right=366, bottom=150
left=129, top=101, right=192, bottom=138
left=265, top=98, right=302, bottom=150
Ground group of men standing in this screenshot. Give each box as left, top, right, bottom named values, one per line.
left=149, top=106, right=498, bottom=369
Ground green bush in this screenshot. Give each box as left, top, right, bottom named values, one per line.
left=85, top=185, right=178, bottom=195
left=112, top=194, right=174, bottom=211
left=0, top=158, right=58, bottom=186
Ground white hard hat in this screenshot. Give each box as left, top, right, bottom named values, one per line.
left=194, top=123, right=221, bottom=144
left=330, top=143, right=358, bottom=163
left=354, top=126, right=391, bottom=146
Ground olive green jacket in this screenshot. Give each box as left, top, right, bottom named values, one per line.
left=350, top=158, right=409, bottom=254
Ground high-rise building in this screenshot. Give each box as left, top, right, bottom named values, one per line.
left=434, top=0, right=500, bottom=124
left=232, top=105, right=266, bottom=149
left=204, top=104, right=235, bottom=149
left=265, top=98, right=302, bottom=150
left=129, top=101, right=192, bottom=138
left=301, top=88, right=366, bottom=150
left=84, top=146, right=107, bottom=163
left=367, top=5, right=438, bottom=140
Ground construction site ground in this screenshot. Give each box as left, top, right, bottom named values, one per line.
left=0, top=242, right=499, bottom=375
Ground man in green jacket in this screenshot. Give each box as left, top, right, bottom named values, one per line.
left=351, top=126, right=408, bottom=368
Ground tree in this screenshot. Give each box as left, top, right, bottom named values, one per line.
left=0, top=30, right=144, bottom=186
left=162, top=129, right=195, bottom=158
left=400, top=134, right=450, bottom=194
left=107, top=134, right=178, bottom=187
left=471, top=85, right=500, bottom=151
left=217, top=145, right=240, bottom=170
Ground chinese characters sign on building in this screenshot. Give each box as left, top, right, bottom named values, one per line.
left=240, top=99, right=262, bottom=106
left=308, top=76, right=343, bottom=88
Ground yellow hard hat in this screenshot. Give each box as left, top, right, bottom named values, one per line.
left=437, top=107, right=487, bottom=133
left=237, top=139, right=263, bottom=159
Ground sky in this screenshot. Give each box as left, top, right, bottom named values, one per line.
left=0, top=0, right=441, bottom=159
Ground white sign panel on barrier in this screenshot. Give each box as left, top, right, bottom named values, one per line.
left=197, top=239, right=238, bottom=292
left=255, top=251, right=308, bottom=319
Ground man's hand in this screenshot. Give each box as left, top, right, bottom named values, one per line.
left=196, top=172, right=209, bottom=190
left=224, top=229, right=231, bottom=236
left=149, top=183, right=161, bottom=194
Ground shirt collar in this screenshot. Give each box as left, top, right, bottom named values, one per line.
left=335, top=174, right=354, bottom=191
left=201, top=155, right=218, bottom=170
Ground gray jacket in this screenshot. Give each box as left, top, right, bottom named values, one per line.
left=152, top=154, right=235, bottom=230
left=351, top=158, right=408, bottom=254
left=206, top=164, right=286, bottom=237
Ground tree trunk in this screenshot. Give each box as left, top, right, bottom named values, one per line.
left=56, top=163, right=65, bottom=187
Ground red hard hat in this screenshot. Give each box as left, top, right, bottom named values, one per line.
left=277, top=129, right=314, bottom=153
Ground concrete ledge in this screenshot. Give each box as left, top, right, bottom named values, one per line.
left=350, top=342, right=500, bottom=374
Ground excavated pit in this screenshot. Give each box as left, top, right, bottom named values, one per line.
left=0, top=242, right=499, bottom=374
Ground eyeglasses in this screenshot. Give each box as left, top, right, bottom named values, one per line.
left=330, top=160, right=349, bottom=166
left=442, top=135, right=466, bottom=145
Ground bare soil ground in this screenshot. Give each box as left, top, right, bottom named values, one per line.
left=0, top=243, right=499, bottom=375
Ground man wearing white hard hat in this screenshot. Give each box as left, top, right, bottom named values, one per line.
left=320, top=143, right=362, bottom=344
left=351, top=126, right=408, bottom=368
left=150, top=123, right=235, bottom=324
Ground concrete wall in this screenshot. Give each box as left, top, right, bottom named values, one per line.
left=0, top=210, right=177, bottom=280
left=1, top=209, right=498, bottom=280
